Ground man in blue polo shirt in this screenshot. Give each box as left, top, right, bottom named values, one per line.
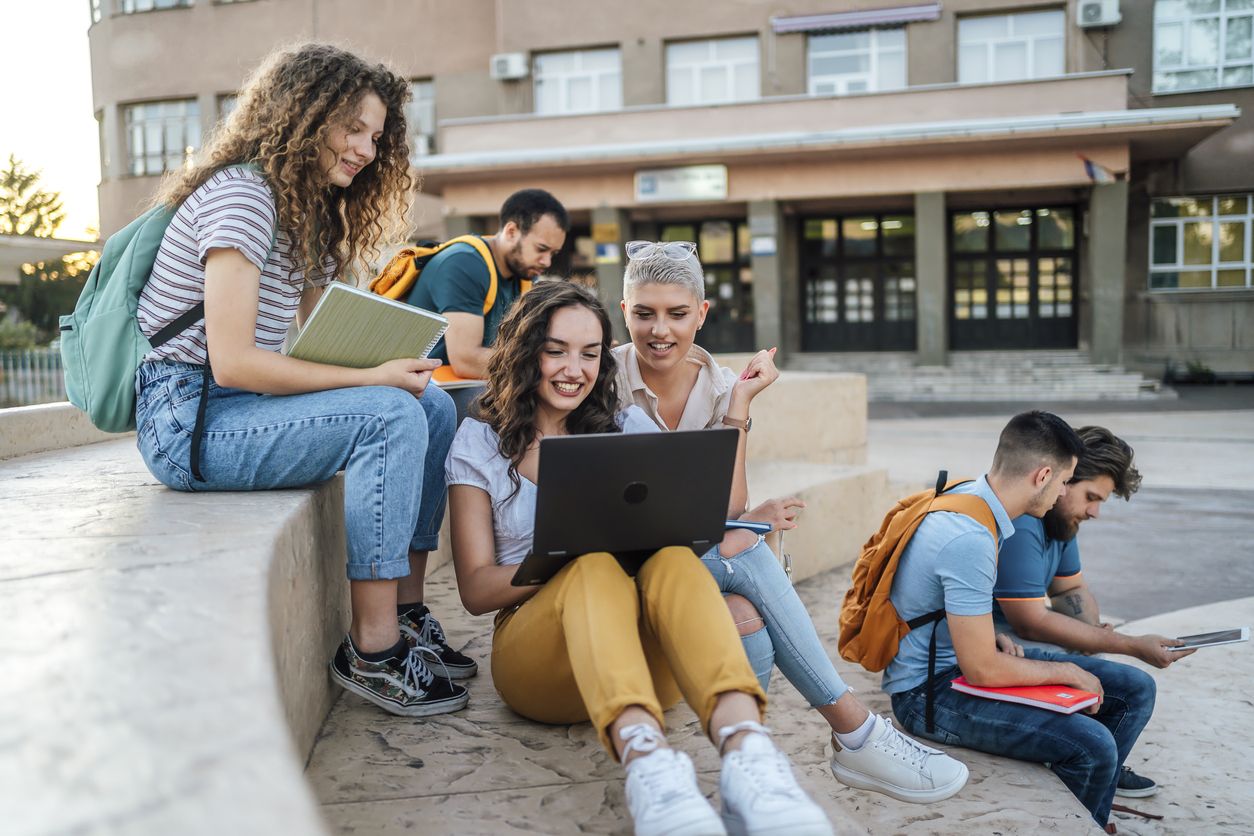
left=884, top=411, right=1157, bottom=831
left=994, top=425, right=1194, bottom=800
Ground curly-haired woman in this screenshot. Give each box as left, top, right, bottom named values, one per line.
left=613, top=241, right=969, bottom=804
left=446, top=281, right=832, bottom=836
left=134, top=43, right=471, bottom=718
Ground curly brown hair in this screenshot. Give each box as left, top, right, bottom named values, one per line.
left=474, top=282, right=623, bottom=495
left=155, top=42, right=413, bottom=278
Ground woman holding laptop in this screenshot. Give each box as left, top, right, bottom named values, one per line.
left=132, top=44, right=473, bottom=719
left=613, top=242, right=969, bottom=804
left=446, top=281, right=831, bottom=836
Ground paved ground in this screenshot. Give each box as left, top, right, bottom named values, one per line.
left=305, top=387, right=1254, bottom=835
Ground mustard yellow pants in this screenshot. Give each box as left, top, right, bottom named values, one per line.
left=492, top=548, right=767, bottom=757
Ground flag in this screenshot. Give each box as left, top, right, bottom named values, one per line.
left=1078, top=154, right=1117, bottom=185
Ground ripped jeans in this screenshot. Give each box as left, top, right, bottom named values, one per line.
left=699, top=538, right=850, bottom=707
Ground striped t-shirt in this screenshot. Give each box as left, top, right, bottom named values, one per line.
left=137, top=167, right=334, bottom=365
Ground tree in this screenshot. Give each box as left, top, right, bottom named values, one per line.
left=0, top=155, right=92, bottom=341
left=0, top=154, right=66, bottom=237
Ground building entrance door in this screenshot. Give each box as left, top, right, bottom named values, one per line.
left=949, top=207, right=1079, bottom=350
left=800, top=214, right=917, bottom=351
left=659, top=220, right=754, bottom=354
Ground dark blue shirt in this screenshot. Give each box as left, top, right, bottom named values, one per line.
left=405, top=239, right=520, bottom=363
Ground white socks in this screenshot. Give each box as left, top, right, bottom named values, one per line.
left=834, top=712, right=877, bottom=751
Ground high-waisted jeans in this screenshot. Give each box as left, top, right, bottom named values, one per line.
left=700, top=538, right=851, bottom=708
left=134, top=360, right=455, bottom=581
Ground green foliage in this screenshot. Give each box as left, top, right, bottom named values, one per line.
left=0, top=319, right=40, bottom=350
left=0, top=154, right=66, bottom=237
left=0, top=251, right=97, bottom=340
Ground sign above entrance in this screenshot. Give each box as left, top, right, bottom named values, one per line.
left=634, top=165, right=728, bottom=204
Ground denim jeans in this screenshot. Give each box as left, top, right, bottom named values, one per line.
left=890, top=648, right=1156, bottom=827
left=135, top=361, right=456, bottom=581
left=699, top=538, right=850, bottom=707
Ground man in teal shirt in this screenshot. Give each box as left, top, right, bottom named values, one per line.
left=409, top=188, right=568, bottom=378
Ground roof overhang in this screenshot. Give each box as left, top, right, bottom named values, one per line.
left=414, top=104, right=1240, bottom=189
left=0, top=235, right=99, bottom=285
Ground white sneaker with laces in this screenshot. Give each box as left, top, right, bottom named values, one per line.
left=621, top=724, right=726, bottom=836
left=717, top=721, right=833, bottom=836
left=829, top=714, right=968, bottom=803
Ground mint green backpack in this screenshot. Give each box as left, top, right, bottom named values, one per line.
left=59, top=164, right=271, bottom=436
left=59, top=204, right=183, bottom=433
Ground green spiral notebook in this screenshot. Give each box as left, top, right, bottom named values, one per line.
left=287, top=282, right=448, bottom=368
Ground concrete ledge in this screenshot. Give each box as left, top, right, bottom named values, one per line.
left=0, top=401, right=119, bottom=461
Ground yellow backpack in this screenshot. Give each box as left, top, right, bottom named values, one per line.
left=368, top=235, right=532, bottom=382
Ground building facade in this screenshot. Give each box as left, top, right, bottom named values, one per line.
left=89, top=0, right=1254, bottom=375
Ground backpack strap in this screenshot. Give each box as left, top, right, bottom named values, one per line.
left=442, top=235, right=500, bottom=316
left=913, top=471, right=1000, bottom=734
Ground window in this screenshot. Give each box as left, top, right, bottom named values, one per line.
left=533, top=48, right=622, bottom=115
left=124, top=99, right=200, bottom=176
left=406, top=80, right=436, bottom=157
left=217, top=94, right=238, bottom=121
left=666, top=36, right=759, bottom=105
left=1154, top=0, right=1254, bottom=93
left=89, top=0, right=102, bottom=23
left=120, top=0, right=192, bottom=12
left=958, top=10, right=1065, bottom=84
left=808, top=28, right=906, bottom=95
left=1150, top=195, right=1253, bottom=289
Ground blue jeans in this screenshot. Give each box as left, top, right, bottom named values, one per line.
left=135, top=361, right=456, bottom=581
left=890, top=648, right=1156, bottom=827
left=699, top=538, right=850, bottom=706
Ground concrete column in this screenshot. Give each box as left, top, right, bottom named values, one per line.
left=914, top=191, right=948, bottom=366
left=748, top=200, right=786, bottom=355
left=591, top=205, right=630, bottom=345
left=1087, top=181, right=1129, bottom=365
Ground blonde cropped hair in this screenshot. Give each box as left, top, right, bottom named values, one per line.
left=622, top=251, right=706, bottom=301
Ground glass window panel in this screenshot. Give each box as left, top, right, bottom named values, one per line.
left=699, top=65, right=727, bottom=101
left=881, top=215, right=915, bottom=256
left=534, top=78, right=559, bottom=113
left=1187, top=0, right=1221, bottom=12
left=1219, top=194, right=1249, bottom=214
left=1157, top=21, right=1185, bottom=66
left=582, top=48, right=619, bottom=72
left=1189, top=17, right=1220, bottom=64
left=1037, top=208, right=1074, bottom=249
left=961, top=16, right=1008, bottom=40
left=1227, top=15, right=1253, bottom=60
left=994, top=210, right=1032, bottom=251
left=1182, top=221, right=1214, bottom=263
left=878, top=51, right=907, bottom=89
left=953, top=212, right=989, bottom=251
left=1033, top=37, right=1065, bottom=76
left=958, top=44, right=987, bottom=83
left=1150, top=271, right=1178, bottom=289
left=1231, top=0, right=1254, bottom=11
left=567, top=76, right=593, bottom=112
left=667, top=41, right=706, bottom=64
left=1159, top=67, right=1220, bottom=90
left=1218, top=268, right=1248, bottom=286
left=660, top=224, right=696, bottom=242
left=879, top=28, right=906, bottom=49
left=717, top=36, right=758, bottom=62
left=842, top=217, right=877, bottom=258
left=600, top=72, right=622, bottom=110
left=1178, top=270, right=1213, bottom=287
left=699, top=221, right=735, bottom=263
left=1017, top=10, right=1065, bottom=36
left=812, top=55, right=867, bottom=76
left=1218, top=221, right=1246, bottom=261
left=1222, top=65, right=1254, bottom=85
left=737, top=224, right=751, bottom=260
left=668, top=69, right=692, bottom=105
left=1152, top=225, right=1180, bottom=264
left=994, top=41, right=1029, bottom=80
left=733, top=64, right=759, bottom=100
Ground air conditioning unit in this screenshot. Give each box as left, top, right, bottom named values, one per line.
left=1077, top=0, right=1120, bottom=28
left=490, top=52, right=529, bottom=81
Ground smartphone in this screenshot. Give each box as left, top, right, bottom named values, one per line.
left=725, top=519, right=772, bottom=534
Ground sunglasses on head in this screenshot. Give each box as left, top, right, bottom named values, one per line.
left=625, top=240, right=697, bottom=261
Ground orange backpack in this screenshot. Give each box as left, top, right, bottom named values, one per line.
left=838, top=471, right=998, bottom=671
left=368, top=235, right=532, bottom=384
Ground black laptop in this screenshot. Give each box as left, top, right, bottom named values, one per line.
left=510, top=427, right=738, bottom=586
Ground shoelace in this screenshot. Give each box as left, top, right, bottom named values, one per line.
left=619, top=723, right=665, bottom=758
left=410, top=614, right=454, bottom=681
left=621, top=725, right=691, bottom=811
left=718, top=721, right=802, bottom=801
left=396, top=646, right=437, bottom=693
left=875, top=718, right=933, bottom=770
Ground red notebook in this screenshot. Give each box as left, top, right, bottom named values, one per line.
left=950, top=676, right=1099, bottom=714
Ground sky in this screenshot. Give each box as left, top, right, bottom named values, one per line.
left=0, top=0, right=100, bottom=240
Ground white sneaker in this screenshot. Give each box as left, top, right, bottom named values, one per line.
left=622, top=725, right=726, bottom=836
left=829, top=714, right=969, bottom=804
left=718, top=722, right=833, bottom=836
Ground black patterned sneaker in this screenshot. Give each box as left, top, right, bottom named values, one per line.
left=398, top=603, right=479, bottom=680
left=330, top=635, right=469, bottom=717
left=1115, top=765, right=1158, bottom=798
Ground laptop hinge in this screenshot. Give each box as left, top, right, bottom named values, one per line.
left=546, top=550, right=568, bottom=557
